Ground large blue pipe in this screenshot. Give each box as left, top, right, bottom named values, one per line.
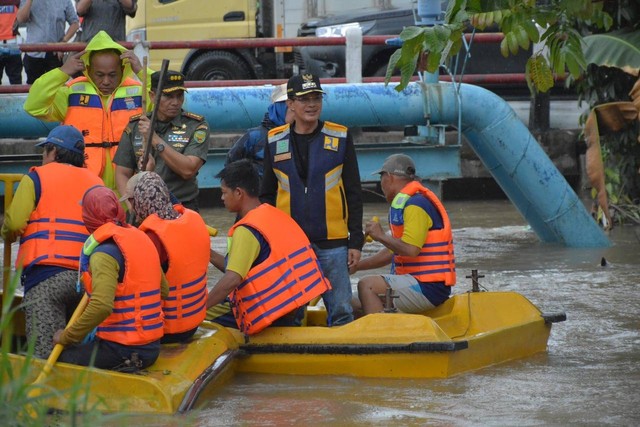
left=0, top=82, right=609, bottom=247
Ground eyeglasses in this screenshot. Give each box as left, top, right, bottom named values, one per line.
left=294, top=95, right=323, bottom=104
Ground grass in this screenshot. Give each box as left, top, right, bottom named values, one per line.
left=0, top=269, right=122, bottom=426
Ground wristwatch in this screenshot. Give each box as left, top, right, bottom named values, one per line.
left=156, top=143, right=165, bottom=153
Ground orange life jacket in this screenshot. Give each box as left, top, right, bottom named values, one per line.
left=389, top=181, right=456, bottom=286
left=138, top=205, right=209, bottom=334
left=81, top=222, right=164, bottom=345
left=16, top=163, right=103, bottom=271
left=64, top=76, right=143, bottom=177
left=0, top=2, right=18, bottom=41
left=228, top=203, right=331, bottom=335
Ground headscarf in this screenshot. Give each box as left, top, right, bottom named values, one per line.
left=267, top=101, right=288, bottom=127
left=82, top=186, right=126, bottom=233
left=132, top=172, right=179, bottom=221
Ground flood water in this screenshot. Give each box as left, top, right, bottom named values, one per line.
left=4, top=200, right=640, bottom=425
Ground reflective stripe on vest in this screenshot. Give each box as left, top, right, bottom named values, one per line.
left=228, top=204, right=331, bottom=335
left=81, top=222, right=164, bottom=345
left=17, top=163, right=103, bottom=271
left=64, top=77, right=142, bottom=176
left=389, top=181, right=456, bottom=285
left=138, top=205, right=210, bottom=334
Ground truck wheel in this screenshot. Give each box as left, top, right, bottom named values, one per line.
left=186, top=51, right=253, bottom=80
left=372, top=63, right=400, bottom=77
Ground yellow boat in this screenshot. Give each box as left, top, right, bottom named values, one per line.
left=2, top=287, right=564, bottom=414
left=237, top=290, right=565, bottom=379
left=3, top=321, right=240, bottom=414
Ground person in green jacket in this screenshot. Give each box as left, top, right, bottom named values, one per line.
left=23, top=30, right=150, bottom=191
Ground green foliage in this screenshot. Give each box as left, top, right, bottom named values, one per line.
left=0, top=272, right=116, bottom=425
left=583, top=29, right=640, bottom=71
left=386, top=0, right=613, bottom=93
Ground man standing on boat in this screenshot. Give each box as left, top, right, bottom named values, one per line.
left=260, top=73, right=364, bottom=327
left=113, top=70, right=210, bottom=212
left=351, top=154, right=456, bottom=315
left=1, top=125, right=103, bottom=358
left=206, top=159, right=331, bottom=335
left=23, top=30, right=146, bottom=191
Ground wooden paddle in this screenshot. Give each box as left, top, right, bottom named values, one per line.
left=1, top=173, right=24, bottom=350
left=141, top=56, right=148, bottom=113
left=140, top=59, right=170, bottom=172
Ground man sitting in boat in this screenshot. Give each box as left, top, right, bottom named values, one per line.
left=1, top=125, right=103, bottom=359
left=23, top=30, right=147, bottom=191
left=351, top=154, right=456, bottom=315
left=127, top=172, right=210, bottom=344
left=52, top=186, right=168, bottom=371
left=205, top=159, right=331, bottom=335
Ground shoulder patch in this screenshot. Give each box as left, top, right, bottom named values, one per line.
left=183, top=111, right=204, bottom=121
left=193, top=129, right=208, bottom=144
left=129, top=113, right=142, bottom=122
left=323, top=121, right=348, bottom=132
left=267, top=123, right=290, bottom=141
left=323, top=121, right=348, bottom=138
left=195, top=123, right=209, bottom=131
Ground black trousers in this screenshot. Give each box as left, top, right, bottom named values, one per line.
left=23, top=52, right=63, bottom=84
left=0, top=53, right=22, bottom=84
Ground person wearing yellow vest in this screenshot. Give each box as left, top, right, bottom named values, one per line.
left=260, top=73, right=364, bottom=327
left=206, top=159, right=331, bottom=335
left=129, top=172, right=210, bottom=343
left=0, top=0, right=22, bottom=84
left=53, top=186, right=168, bottom=371
left=351, top=154, right=456, bottom=315
left=23, top=30, right=149, bottom=191
left=1, top=125, right=103, bottom=358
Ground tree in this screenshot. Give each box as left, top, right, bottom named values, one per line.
left=386, top=0, right=640, bottom=228
left=386, top=0, right=612, bottom=93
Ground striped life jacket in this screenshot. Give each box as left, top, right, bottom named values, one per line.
left=64, top=76, right=142, bottom=177
left=16, top=163, right=103, bottom=270
left=139, top=205, right=209, bottom=334
left=389, top=181, right=456, bottom=285
left=266, top=121, right=349, bottom=242
left=228, top=203, right=332, bottom=335
left=81, top=222, right=164, bottom=345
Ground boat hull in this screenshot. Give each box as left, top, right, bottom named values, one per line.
left=5, top=322, right=239, bottom=414
left=235, top=291, right=558, bottom=378
left=1, top=291, right=563, bottom=413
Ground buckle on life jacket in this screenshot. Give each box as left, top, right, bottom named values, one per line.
left=85, top=142, right=119, bottom=148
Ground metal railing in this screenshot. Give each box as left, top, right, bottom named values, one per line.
left=0, top=33, right=531, bottom=93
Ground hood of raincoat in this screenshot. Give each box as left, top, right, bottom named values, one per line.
left=80, top=30, right=136, bottom=82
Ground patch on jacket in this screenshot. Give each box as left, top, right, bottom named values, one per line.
left=323, top=136, right=339, bottom=151
left=129, top=113, right=142, bottom=122
left=274, top=152, right=292, bottom=162
left=193, top=129, right=207, bottom=144
left=183, top=111, right=204, bottom=121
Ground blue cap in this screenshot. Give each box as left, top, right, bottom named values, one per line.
left=36, top=125, right=85, bottom=154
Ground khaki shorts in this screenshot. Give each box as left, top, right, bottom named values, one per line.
left=381, top=274, right=436, bottom=313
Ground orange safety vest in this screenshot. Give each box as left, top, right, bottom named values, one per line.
left=228, top=204, right=331, bottom=335
left=64, top=76, right=143, bottom=177
left=16, top=163, right=103, bottom=271
left=389, top=181, right=456, bottom=286
left=138, top=205, right=209, bottom=334
left=0, top=2, right=18, bottom=41
left=81, top=222, right=164, bottom=346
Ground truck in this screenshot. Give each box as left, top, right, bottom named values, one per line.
left=294, top=4, right=536, bottom=98
left=126, top=0, right=412, bottom=80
